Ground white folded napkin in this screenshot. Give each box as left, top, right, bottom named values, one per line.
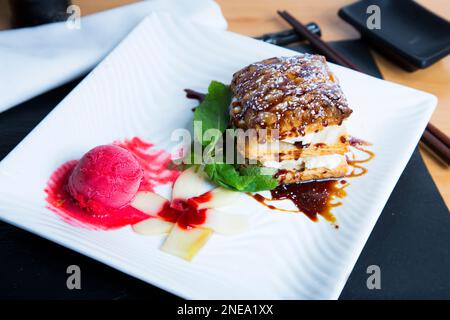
left=0, top=0, right=227, bottom=113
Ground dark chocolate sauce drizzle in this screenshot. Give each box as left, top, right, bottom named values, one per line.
left=346, top=138, right=375, bottom=178
left=252, top=180, right=347, bottom=224
left=251, top=139, right=373, bottom=225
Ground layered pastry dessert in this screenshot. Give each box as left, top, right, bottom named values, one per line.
left=230, top=54, right=353, bottom=183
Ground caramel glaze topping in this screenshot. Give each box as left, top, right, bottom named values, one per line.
left=230, top=55, right=353, bottom=139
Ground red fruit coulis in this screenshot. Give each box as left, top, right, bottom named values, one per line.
left=157, top=198, right=208, bottom=230
left=45, top=137, right=179, bottom=230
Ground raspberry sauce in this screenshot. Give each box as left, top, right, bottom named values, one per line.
left=45, top=137, right=179, bottom=230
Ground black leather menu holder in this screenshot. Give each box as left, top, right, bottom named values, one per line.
left=0, top=39, right=448, bottom=299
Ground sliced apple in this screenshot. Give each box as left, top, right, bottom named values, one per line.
left=161, top=224, right=212, bottom=261
left=202, top=209, right=248, bottom=235
left=130, top=191, right=168, bottom=216
left=132, top=218, right=174, bottom=235
left=172, top=167, right=209, bottom=201
left=192, top=187, right=240, bottom=209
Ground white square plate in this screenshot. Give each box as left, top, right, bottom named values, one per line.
left=0, top=14, right=436, bottom=299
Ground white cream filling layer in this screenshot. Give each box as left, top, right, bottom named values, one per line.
left=263, top=154, right=345, bottom=171
left=282, top=125, right=347, bottom=145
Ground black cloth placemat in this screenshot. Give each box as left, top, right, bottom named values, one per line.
left=0, top=40, right=448, bottom=299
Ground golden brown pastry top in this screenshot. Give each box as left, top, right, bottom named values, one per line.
left=229, top=54, right=353, bottom=139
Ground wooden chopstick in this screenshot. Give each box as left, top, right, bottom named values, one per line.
left=427, top=122, right=450, bottom=149
left=277, top=10, right=450, bottom=165
left=277, top=10, right=360, bottom=71
left=422, top=128, right=450, bottom=165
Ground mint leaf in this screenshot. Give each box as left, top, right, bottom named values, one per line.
left=239, top=165, right=279, bottom=191
left=188, top=81, right=278, bottom=192
left=193, top=81, right=231, bottom=146
left=204, top=163, right=278, bottom=192
left=246, top=174, right=279, bottom=191
left=240, top=165, right=277, bottom=177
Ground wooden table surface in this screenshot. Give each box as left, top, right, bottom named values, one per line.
left=0, top=0, right=448, bottom=208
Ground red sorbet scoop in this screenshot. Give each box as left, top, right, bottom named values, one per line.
left=67, top=145, right=143, bottom=211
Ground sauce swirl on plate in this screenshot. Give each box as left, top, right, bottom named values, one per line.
left=251, top=139, right=374, bottom=226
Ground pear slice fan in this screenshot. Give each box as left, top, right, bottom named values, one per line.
left=130, top=168, right=248, bottom=260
